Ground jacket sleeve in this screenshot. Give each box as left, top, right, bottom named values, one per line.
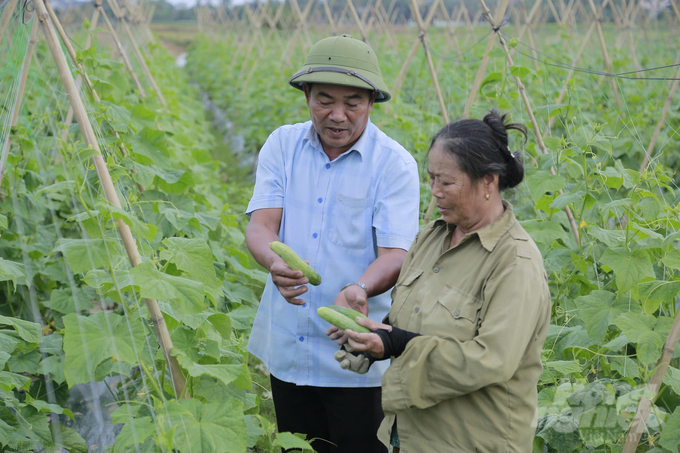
left=382, top=258, right=549, bottom=412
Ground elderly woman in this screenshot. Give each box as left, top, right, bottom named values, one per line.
left=332, top=110, right=551, bottom=452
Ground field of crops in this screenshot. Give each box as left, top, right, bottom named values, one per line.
left=1, top=0, right=680, bottom=451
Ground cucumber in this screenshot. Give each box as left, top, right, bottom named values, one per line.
left=317, top=306, right=370, bottom=333
left=327, top=305, right=367, bottom=321
left=270, top=241, right=322, bottom=286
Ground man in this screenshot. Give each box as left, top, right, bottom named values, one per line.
left=245, top=35, right=419, bottom=453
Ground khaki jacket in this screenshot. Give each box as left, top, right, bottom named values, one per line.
left=378, top=202, right=551, bottom=453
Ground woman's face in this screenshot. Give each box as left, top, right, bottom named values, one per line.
left=427, top=142, right=487, bottom=228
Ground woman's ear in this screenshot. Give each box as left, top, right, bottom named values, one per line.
left=484, top=173, right=500, bottom=194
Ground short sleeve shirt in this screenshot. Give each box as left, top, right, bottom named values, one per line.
left=246, top=120, right=420, bottom=387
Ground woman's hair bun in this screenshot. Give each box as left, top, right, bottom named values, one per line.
left=484, top=109, right=527, bottom=190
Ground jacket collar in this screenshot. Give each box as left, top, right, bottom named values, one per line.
left=435, top=200, right=516, bottom=252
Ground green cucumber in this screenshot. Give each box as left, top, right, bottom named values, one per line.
left=270, top=241, right=322, bottom=286
left=317, top=306, right=370, bottom=333
left=327, top=305, right=367, bottom=321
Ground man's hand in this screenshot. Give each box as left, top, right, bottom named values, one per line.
left=270, top=258, right=309, bottom=306
left=333, top=284, right=369, bottom=315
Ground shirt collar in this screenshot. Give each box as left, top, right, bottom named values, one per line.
left=304, top=119, right=372, bottom=160
left=434, top=200, right=516, bottom=252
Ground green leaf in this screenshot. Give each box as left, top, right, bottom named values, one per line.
left=100, top=202, right=157, bottom=242
left=526, top=171, right=566, bottom=201
left=549, top=191, right=585, bottom=210
left=62, top=312, right=149, bottom=386
left=0, top=315, right=40, bottom=344
left=599, top=248, right=655, bottom=293
left=546, top=360, right=581, bottom=375
left=7, top=350, right=40, bottom=374
left=659, top=406, right=680, bottom=453
left=273, top=432, right=315, bottom=452
left=510, top=65, right=534, bottom=79
left=131, top=262, right=206, bottom=315
left=0, top=258, right=26, bottom=288
left=160, top=237, right=220, bottom=289
left=573, top=291, right=632, bottom=343
left=614, top=312, right=667, bottom=365
left=662, top=249, right=680, bottom=270
left=587, top=226, right=626, bottom=248
left=636, top=280, right=680, bottom=314
left=664, top=366, right=680, bottom=396
left=49, top=288, right=93, bottom=315
left=0, top=214, right=6, bottom=229
left=112, top=416, right=157, bottom=453
left=479, top=72, right=503, bottom=96
left=53, top=238, right=120, bottom=274
left=162, top=399, right=247, bottom=453
left=520, top=220, right=569, bottom=245
left=174, top=354, right=243, bottom=388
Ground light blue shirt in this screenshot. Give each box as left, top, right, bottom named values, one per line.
left=246, top=120, right=420, bottom=387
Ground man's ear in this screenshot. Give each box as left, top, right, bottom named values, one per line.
left=303, top=83, right=312, bottom=102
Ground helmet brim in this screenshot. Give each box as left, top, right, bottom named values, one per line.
left=289, top=64, right=392, bottom=103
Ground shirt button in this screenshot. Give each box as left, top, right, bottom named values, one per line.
left=414, top=307, right=420, bottom=313
left=318, top=197, right=323, bottom=203
left=433, top=267, right=440, bottom=273
left=313, top=233, right=318, bottom=238
left=299, top=336, right=305, bottom=342
left=454, top=310, right=460, bottom=316
left=302, top=303, right=307, bottom=307
left=325, top=163, right=331, bottom=169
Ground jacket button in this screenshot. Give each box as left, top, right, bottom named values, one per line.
left=454, top=310, right=460, bottom=316
left=433, top=267, right=439, bottom=273
left=414, top=307, right=420, bottom=313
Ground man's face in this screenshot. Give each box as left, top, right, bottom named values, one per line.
left=304, top=83, right=374, bottom=156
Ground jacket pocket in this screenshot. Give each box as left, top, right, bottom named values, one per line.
left=425, top=286, right=481, bottom=340
left=389, top=269, right=423, bottom=321
left=328, top=193, right=369, bottom=249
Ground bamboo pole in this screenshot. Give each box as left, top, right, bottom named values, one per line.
left=638, top=61, right=680, bottom=173
left=585, top=0, right=622, bottom=109
left=477, top=0, right=580, bottom=243
left=33, top=0, right=186, bottom=399
left=409, top=0, right=448, bottom=124
left=60, top=6, right=100, bottom=148
left=386, top=0, right=441, bottom=109
left=322, top=0, right=338, bottom=33
left=0, top=19, right=39, bottom=189
left=97, top=0, right=146, bottom=97
left=0, top=0, right=19, bottom=47
left=462, top=0, right=510, bottom=119
left=106, top=0, right=166, bottom=107
left=347, top=0, right=368, bottom=41
left=544, top=19, right=597, bottom=135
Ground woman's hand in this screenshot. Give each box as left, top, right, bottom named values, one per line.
left=345, top=317, right=390, bottom=359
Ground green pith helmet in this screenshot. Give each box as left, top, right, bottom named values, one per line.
left=289, top=35, right=391, bottom=103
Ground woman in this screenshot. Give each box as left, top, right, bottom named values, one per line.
left=331, top=110, right=551, bottom=452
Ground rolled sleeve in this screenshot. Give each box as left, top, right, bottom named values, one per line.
left=373, top=158, right=420, bottom=250
left=246, top=130, right=285, bottom=216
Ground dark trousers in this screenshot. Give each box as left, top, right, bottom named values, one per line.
left=270, top=374, right=388, bottom=453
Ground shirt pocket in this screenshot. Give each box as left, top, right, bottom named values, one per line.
left=389, top=269, right=423, bottom=322
left=328, top=193, right=370, bottom=249
left=424, top=286, right=481, bottom=341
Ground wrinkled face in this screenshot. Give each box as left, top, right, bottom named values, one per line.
left=305, top=83, right=374, bottom=155
left=428, top=142, right=486, bottom=227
